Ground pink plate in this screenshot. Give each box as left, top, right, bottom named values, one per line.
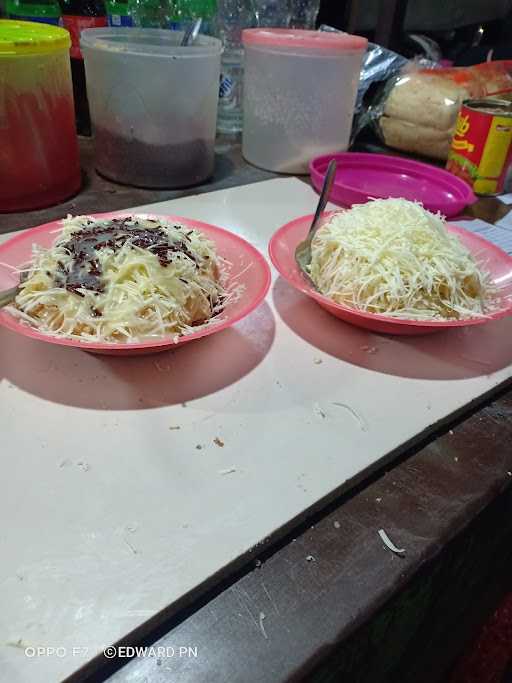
left=310, top=152, right=477, bottom=218
left=0, top=213, right=271, bottom=355
left=268, top=213, right=512, bottom=336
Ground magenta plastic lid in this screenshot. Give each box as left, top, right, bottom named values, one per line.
left=242, top=29, right=367, bottom=52
left=310, top=152, right=477, bottom=218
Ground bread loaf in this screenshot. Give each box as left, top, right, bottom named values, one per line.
left=383, top=73, right=469, bottom=131
left=380, top=116, right=452, bottom=160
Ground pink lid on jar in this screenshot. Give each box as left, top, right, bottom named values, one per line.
left=242, top=28, right=367, bottom=52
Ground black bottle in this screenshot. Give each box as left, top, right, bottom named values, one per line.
left=59, top=0, right=107, bottom=136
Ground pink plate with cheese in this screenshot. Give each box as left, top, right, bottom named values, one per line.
left=268, top=212, right=512, bottom=336
left=0, top=213, right=271, bottom=355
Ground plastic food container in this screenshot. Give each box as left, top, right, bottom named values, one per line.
left=0, top=20, right=81, bottom=213
left=81, top=28, right=222, bottom=188
left=242, top=29, right=367, bottom=174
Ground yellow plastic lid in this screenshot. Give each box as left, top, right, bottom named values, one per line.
left=0, top=19, right=70, bottom=55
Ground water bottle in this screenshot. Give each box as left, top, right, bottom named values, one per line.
left=215, top=0, right=256, bottom=134
left=289, top=0, right=320, bottom=29
left=169, top=0, right=186, bottom=30
left=105, top=0, right=131, bottom=25
left=171, top=0, right=216, bottom=34
left=7, top=0, right=62, bottom=25
left=59, top=0, right=108, bottom=135
left=252, top=0, right=289, bottom=28
left=127, top=0, right=173, bottom=27
left=251, top=0, right=318, bottom=30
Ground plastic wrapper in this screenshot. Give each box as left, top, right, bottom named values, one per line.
left=354, top=41, right=408, bottom=114
left=318, top=27, right=407, bottom=116
left=370, top=61, right=512, bottom=160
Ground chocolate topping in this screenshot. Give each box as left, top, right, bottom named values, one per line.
left=54, top=218, right=198, bottom=296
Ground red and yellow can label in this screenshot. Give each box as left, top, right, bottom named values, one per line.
left=446, top=100, right=512, bottom=195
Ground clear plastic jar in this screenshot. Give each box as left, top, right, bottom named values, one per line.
left=81, top=28, right=221, bottom=188
left=242, top=29, right=367, bottom=174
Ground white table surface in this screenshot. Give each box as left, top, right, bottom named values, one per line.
left=1, top=178, right=512, bottom=683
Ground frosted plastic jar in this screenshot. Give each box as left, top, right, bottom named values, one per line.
left=242, top=29, right=367, bottom=174
left=81, top=28, right=221, bottom=188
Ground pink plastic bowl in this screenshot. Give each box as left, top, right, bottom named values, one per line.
left=268, top=212, right=512, bottom=336
left=0, top=213, right=271, bottom=355
left=310, top=153, right=477, bottom=218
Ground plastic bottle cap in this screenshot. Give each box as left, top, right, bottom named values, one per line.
left=0, top=19, right=71, bottom=55
left=242, top=28, right=367, bottom=52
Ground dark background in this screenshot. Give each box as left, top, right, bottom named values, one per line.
left=317, top=0, right=512, bottom=62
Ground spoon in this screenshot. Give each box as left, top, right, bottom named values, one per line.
left=295, top=158, right=337, bottom=283
left=181, top=17, right=202, bottom=46
left=0, top=271, right=27, bottom=309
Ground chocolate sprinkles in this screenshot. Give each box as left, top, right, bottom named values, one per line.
left=54, top=218, right=199, bottom=296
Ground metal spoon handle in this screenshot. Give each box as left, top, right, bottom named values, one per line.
left=181, top=17, right=202, bottom=46
left=0, top=285, right=19, bottom=309
left=309, top=158, right=337, bottom=237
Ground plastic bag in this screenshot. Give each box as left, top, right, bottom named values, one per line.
left=318, top=26, right=407, bottom=120
left=348, top=40, right=408, bottom=142
left=318, top=24, right=408, bottom=142
left=370, top=61, right=512, bottom=160
left=355, top=41, right=408, bottom=114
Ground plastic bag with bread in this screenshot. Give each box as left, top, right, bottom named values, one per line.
left=373, top=61, right=512, bottom=160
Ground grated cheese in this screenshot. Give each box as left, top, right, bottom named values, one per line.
left=309, top=199, right=498, bottom=320
left=378, top=529, right=405, bottom=556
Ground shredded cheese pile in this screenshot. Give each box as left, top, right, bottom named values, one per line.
left=309, top=199, right=497, bottom=320
left=12, top=215, right=229, bottom=342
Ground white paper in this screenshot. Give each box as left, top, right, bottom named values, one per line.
left=456, top=218, right=512, bottom=254
left=496, top=211, right=512, bottom=233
